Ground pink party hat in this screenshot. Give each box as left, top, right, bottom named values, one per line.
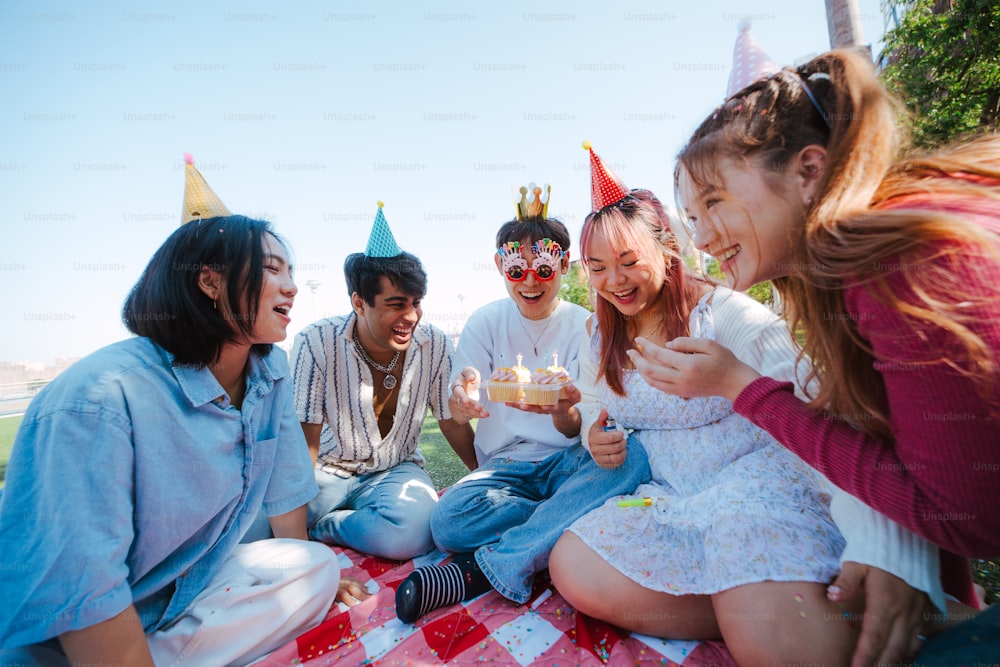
left=725, top=20, right=780, bottom=98
left=582, top=141, right=629, bottom=211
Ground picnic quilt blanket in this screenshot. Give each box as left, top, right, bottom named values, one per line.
left=255, top=545, right=737, bottom=666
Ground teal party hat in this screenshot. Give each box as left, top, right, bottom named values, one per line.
left=365, top=201, right=402, bottom=257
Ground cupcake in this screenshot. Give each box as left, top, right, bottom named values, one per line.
left=485, top=353, right=531, bottom=403
left=549, top=354, right=574, bottom=401
left=523, top=353, right=571, bottom=405
left=523, top=367, right=569, bottom=405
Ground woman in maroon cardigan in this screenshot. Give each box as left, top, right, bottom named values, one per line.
left=633, top=49, right=1000, bottom=666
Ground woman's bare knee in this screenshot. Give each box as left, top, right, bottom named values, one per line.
left=714, top=582, right=856, bottom=667
left=549, top=532, right=591, bottom=606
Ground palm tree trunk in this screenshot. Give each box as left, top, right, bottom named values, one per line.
left=826, top=0, right=867, bottom=51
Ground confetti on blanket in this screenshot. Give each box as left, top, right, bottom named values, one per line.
left=255, top=545, right=737, bottom=666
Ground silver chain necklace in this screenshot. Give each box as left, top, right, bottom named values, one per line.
left=353, top=329, right=400, bottom=390
left=518, top=311, right=554, bottom=357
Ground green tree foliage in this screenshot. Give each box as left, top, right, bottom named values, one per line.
left=702, top=256, right=774, bottom=305
left=880, top=0, right=1000, bottom=148
left=558, top=259, right=594, bottom=311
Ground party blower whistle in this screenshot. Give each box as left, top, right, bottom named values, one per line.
left=617, top=497, right=653, bottom=508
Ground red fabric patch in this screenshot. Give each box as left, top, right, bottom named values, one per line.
left=359, top=554, right=407, bottom=579
left=572, top=613, right=624, bottom=663
left=295, top=609, right=356, bottom=662
left=421, top=609, right=491, bottom=662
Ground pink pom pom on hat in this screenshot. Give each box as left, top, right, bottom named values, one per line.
left=582, top=140, right=630, bottom=212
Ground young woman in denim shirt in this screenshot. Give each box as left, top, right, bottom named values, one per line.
left=0, top=215, right=366, bottom=666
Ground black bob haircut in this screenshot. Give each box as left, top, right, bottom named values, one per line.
left=495, top=217, right=572, bottom=253
left=343, top=251, right=427, bottom=306
left=122, top=215, right=287, bottom=366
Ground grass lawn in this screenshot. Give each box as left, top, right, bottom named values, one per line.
left=418, top=412, right=475, bottom=490
left=0, top=412, right=996, bottom=604
left=0, top=415, right=20, bottom=490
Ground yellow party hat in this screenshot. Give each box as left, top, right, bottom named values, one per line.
left=181, top=153, right=231, bottom=224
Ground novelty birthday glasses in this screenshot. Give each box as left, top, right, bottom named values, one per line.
left=498, top=239, right=564, bottom=282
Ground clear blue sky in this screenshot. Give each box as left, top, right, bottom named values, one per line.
left=0, top=0, right=885, bottom=365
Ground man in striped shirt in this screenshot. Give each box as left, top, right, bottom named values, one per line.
left=291, top=250, right=477, bottom=560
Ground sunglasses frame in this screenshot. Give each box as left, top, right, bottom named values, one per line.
left=504, top=263, right=557, bottom=283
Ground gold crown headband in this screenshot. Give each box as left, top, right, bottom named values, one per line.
left=514, top=183, right=551, bottom=221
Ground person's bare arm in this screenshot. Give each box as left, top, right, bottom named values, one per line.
left=60, top=605, right=155, bottom=667
left=300, top=422, right=323, bottom=466
left=269, top=504, right=309, bottom=540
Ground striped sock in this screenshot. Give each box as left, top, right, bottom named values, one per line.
left=395, top=553, right=490, bottom=624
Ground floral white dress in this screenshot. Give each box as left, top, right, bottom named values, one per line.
left=567, top=299, right=844, bottom=595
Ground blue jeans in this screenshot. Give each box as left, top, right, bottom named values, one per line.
left=308, top=462, right=438, bottom=560
left=430, top=439, right=651, bottom=603
left=916, top=601, right=1000, bottom=663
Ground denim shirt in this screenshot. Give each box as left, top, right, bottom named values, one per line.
left=0, top=338, right=316, bottom=648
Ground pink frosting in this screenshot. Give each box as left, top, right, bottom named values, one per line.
left=530, top=368, right=570, bottom=385
left=490, top=366, right=528, bottom=382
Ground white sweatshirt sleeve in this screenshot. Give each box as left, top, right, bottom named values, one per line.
left=575, top=318, right=602, bottom=452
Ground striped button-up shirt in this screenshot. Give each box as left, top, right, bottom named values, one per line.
left=291, top=313, right=453, bottom=475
